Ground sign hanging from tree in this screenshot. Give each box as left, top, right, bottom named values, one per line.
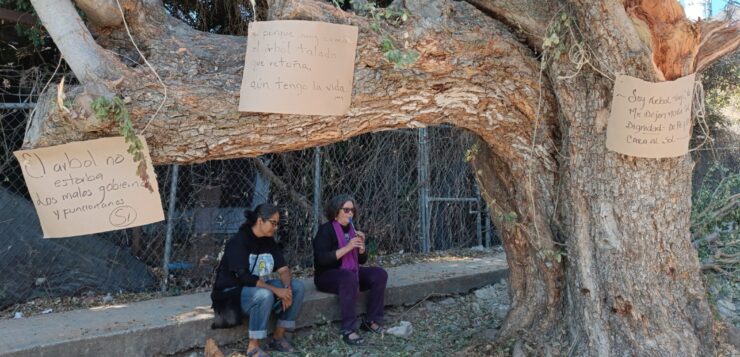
left=14, top=136, right=164, bottom=238
left=606, top=74, right=695, bottom=158
left=238, top=20, right=359, bottom=115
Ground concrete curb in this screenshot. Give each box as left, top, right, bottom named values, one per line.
left=0, top=255, right=508, bottom=356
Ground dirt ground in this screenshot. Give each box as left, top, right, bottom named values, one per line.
left=168, top=280, right=512, bottom=357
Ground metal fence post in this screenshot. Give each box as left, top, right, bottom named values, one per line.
left=418, top=128, right=430, bottom=252
left=484, top=205, right=492, bottom=247
left=250, top=157, right=272, bottom=209
left=161, top=164, right=179, bottom=292
left=311, top=147, right=321, bottom=239
left=475, top=186, right=482, bottom=247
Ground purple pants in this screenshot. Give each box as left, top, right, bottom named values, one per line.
left=314, top=266, right=388, bottom=333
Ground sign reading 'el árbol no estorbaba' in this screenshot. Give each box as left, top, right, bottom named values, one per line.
left=239, top=20, right=359, bottom=116
left=14, top=136, right=164, bottom=238
left=606, top=74, right=695, bottom=158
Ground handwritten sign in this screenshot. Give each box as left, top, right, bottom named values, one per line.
left=14, top=136, right=164, bottom=238
left=606, top=74, right=695, bottom=158
left=238, top=20, right=359, bottom=115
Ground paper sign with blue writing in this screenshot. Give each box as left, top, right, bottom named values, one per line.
left=238, top=20, right=359, bottom=115
left=606, top=74, right=695, bottom=158
left=13, top=136, right=164, bottom=238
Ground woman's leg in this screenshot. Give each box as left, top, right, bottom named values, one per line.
left=359, top=266, right=388, bottom=325
left=315, top=269, right=360, bottom=333
left=265, top=279, right=306, bottom=338
left=240, top=286, right=274, bottom=341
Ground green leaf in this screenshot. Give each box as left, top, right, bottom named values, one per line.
left=380, top=37, right=395, bottom=53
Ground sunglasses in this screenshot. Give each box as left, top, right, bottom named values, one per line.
left=341, top=207, right=356, bottom=214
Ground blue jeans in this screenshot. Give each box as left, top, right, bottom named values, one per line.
left=239, top=280, right=305, bottom=339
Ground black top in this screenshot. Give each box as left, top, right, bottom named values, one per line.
left=312, top=221, right=368, bottom=279
left=213, top=226, right=287, bottom=290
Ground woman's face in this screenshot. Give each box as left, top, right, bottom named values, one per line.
left=255, top=212, right=279, bottom=237
left=335, top=200, right=355, bottom=226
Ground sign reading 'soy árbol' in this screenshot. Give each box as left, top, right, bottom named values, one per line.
left=606, top=74, right=695, bottom=158
left=14, top=136, right=164, bottom=238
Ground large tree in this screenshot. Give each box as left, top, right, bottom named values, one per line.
left=23, top=0, right=740, bottom=355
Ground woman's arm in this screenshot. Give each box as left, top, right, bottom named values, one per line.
left=314, top=226, right=342, bottom=265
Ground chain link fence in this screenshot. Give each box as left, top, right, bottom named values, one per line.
left=1, top=103, right=498, bottom=310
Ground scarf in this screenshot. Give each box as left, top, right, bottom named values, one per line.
left=332, top=220, right=359, bottom=276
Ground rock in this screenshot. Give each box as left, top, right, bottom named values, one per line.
left=13, top=312, right=22, bottom=319
left=495, top=304, right=510, bottom=320
left=439, top=298, right=456, bottom=306
left=726, top=325, right=740, bottom=350
left=512, top=340, right=525, bottom=357
left=474, top=285, right=497, bottom=301
left=102, top=293, right=113, bottom=304
left=204, top=338, right=224, bottom=357
left=41, top=308, right=53, bottom=314
left=717, top=299, right=736, bottom=312
left=717, top=299, right=737, bottom=321
left=386, top=321, right=413, bottom=338
left=481, top=328, right=498, bottom=341
left=470, top=245, right=487, bottom=252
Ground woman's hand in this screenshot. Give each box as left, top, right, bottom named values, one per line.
left=336, top=236, right=366, bottom=259
left=356, top=231, right=366, bottom=254
left=273, top=287, right=293, bottom=310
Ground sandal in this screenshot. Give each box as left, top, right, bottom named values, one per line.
left=246, top=346, right=270, bottom=357
left=342, top=331, right=365, bottom=346
left=360, top=320, right=384, bottom=333
left=268, top=337, right=296, bottom=352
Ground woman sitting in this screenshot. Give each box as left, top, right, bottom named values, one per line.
left=312, top=194, right=388, bottom=345
left=211, top=203, right=304, bottom=357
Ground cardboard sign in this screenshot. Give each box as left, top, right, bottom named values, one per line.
left=14, top=136, right=164, bottom=238
left=238, top=20, right=359, bottom=115
left=606, top=74, right=695, bottom=158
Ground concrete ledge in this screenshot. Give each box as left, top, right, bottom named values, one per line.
left=0, top=254, right=508, bottom=357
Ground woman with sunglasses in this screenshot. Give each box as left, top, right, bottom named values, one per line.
left=211, top=202, right=305, bottom=357
left=312, top=194, right=388, bottom=345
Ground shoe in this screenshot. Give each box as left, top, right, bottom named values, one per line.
left=268, top=337, right=296, bottom=352
left=342, top=331, right=365, bottom=345
left=360, top=320, right=383, bottom=333
left=246, top=346, right=270, bottom=357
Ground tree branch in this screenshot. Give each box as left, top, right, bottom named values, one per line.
left=30, top=0, right=123, bottom=83
left=694, top=20, right=740, bottom=72
left=253, top=158, right=313, bottom=214
left=74, top=0, right=123, bottom=27
left=463, top=0, right=558, bottom=50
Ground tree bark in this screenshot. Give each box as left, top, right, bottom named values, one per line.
left=74, top=0, right=123, bottom=28
left=546, top=1, right=735, bottom=355
left=24, top=0, right=740, bottom=355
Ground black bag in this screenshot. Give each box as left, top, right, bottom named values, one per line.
left=210, top=287, right=243, bottom=329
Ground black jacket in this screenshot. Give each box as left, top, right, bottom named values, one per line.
left=312, top=221, right=368, bottom=280
left=213, top=225, right=287, bottom=290
left=211, top=226, right=287, bottom=329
